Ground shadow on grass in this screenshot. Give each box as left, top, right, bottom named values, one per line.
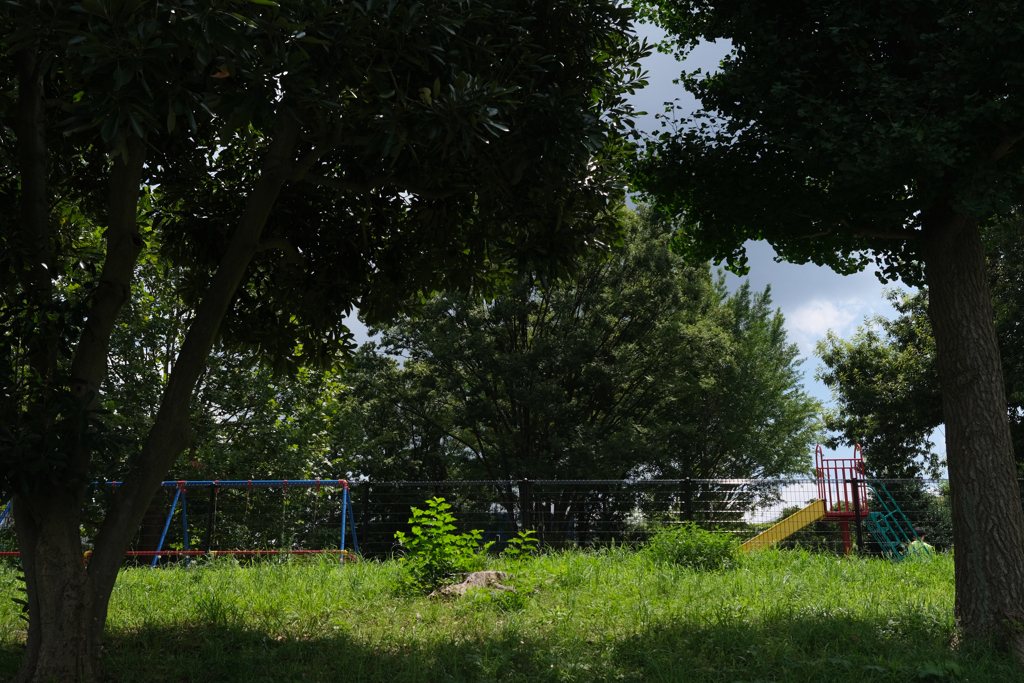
left=1, top=615, right=1021, bottom=683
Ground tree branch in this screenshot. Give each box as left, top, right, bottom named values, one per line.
left=87, top=112, right=303, bottom=621
left=850, top=227, right=917, bottom=240
left=69, top=137, right=147, bottom=409
left=990, top=128, right=1024, bottom=162
left=304, top=172, right=392, bottom=193
left=16, top=46, right=53, bottom=311
left=841, top=219, right=917, bottom=240
left=258, top=236, right=306, bottom=266
left=288, top=122, right=349, bottom=182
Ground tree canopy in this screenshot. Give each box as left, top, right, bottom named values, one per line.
left=338, top=208, right=820, bottom=486
left=631, top=0, right=1024, bottom=281
left=0, top=1, right=648, bottom=679
left=632, top=0, right=1024, bottom=656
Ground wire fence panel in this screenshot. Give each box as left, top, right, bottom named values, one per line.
left=354, top=479, right=956, bottom=557
left=0, top=477, right=976, bottom=564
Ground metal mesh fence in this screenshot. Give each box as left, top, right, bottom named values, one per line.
left=0, top=477, right=979, bottom=563
left=351, top=478, right=957, bottom=557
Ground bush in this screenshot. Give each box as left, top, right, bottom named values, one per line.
left=646, top=523, right=739, bottom=571
left=394, top=497, right=492, bottom=593
left=501, top=530, right=539, bottom=560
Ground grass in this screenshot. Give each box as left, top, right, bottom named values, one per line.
left=1, top=549, right=1021, bottom=682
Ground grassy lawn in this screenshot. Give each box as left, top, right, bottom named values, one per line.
left=0, top=549, right=1020, bottom=682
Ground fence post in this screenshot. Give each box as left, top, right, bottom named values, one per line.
left=682, top=478, right=693, bottom=522
left=203, top=483, right=219, bottom=554
left=361, top=481, right=371, bottom=556
left=849, top=478, right=863, bottom=552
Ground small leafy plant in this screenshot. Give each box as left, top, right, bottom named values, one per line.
left=646, top=522, right=739, bottom=571
left=501, top=529, right=538, bottom=560
left=394, top=497, right=493, bottom=593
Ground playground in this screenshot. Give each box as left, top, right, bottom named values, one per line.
left=740, top=446, right=934, bottom=561
left=0, top=446, right=955, bottom=565
left=0, top=446, right=1012, bottom=681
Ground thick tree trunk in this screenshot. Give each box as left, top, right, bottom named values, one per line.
left=12, top=492, right=98, bottom=683
left=13, top=109, right=306, bottom=682
left=921, top=209, right=1024, bottom=659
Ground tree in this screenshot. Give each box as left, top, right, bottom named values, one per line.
left=332, top=345, right=470, bottom=483
left=76, top=245, right=350, bottom=553
left=632, top=0, right=1024, bottom=655
left=344, top=208, right=819, bottom=529
left=0, top=1, right=647, bottom=679
left=103, top=251, right=346, bottom=485
left=656, top=279, right=821, bottom=481
left=817, top=219, right=1024, bottom=478
left=815, top=290, right=945, bottom=478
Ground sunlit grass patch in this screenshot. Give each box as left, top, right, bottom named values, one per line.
left=1, top=549, right=1020, bottom=682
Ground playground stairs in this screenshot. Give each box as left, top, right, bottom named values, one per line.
left=740, top=499, right=825, bottom=552
left=864, top=482, right=928, bottom=561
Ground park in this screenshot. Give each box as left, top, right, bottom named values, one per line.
left=3, top=0, right=1024, bottom=681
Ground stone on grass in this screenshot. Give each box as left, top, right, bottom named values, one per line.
left=429, top=571, right=515, bottom=598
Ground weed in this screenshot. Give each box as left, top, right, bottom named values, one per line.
left=646, top=521, right=740, bottom=571
left=393, top=497, right=493, bottom=593
left=500, top=529, right=538, bottom=560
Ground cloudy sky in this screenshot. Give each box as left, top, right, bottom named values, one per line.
left=347, top=22, right=942, bottom=461
left=628, top=26, right=948, bottom=462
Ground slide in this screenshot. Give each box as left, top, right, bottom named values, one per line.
left=740, top=500, right=826, bottom=553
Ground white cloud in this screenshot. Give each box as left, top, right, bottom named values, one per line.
left=788, top=299, right=865, bottom=353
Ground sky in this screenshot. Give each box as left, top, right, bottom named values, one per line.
left=627, top=27, right=907, bottom=395
left=627, top=25, right=946, bottom=462
left=346, top=21, right=943, bottom=463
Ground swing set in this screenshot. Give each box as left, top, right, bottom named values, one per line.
left=0, top=479, right=360, bottom=566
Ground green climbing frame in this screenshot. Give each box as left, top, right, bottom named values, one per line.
left=864, top=482, right=929, bottom=561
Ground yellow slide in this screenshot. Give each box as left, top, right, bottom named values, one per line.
left=740, top=500, right=826, bottom=553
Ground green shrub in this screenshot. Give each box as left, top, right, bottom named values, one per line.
left=394, top=497, right=493, bottom=593
left=501, top=530, right=539, bottom=560
left=646, top=522, right=739, bottom=571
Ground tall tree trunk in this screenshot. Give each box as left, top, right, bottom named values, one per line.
left=14, top=107, right=307, bottom=681
left=921, top=208, right=1024, bottom=659
left=12, top=492, right=97, bottom=683
left=9, top=40, right=100, bottom=683
left=12, top=132, right=148, bottom=683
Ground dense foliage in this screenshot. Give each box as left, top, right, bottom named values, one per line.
left=0, top=0, right=649, bottom=678
left=337, top=209, right=820, bottom=488
left=631, top=0, right=1024, bottom=280
left=816, top=219, right=1024, bottom=478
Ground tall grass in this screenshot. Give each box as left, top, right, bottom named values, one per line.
left=1, top=550, right=1020, bottom=682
